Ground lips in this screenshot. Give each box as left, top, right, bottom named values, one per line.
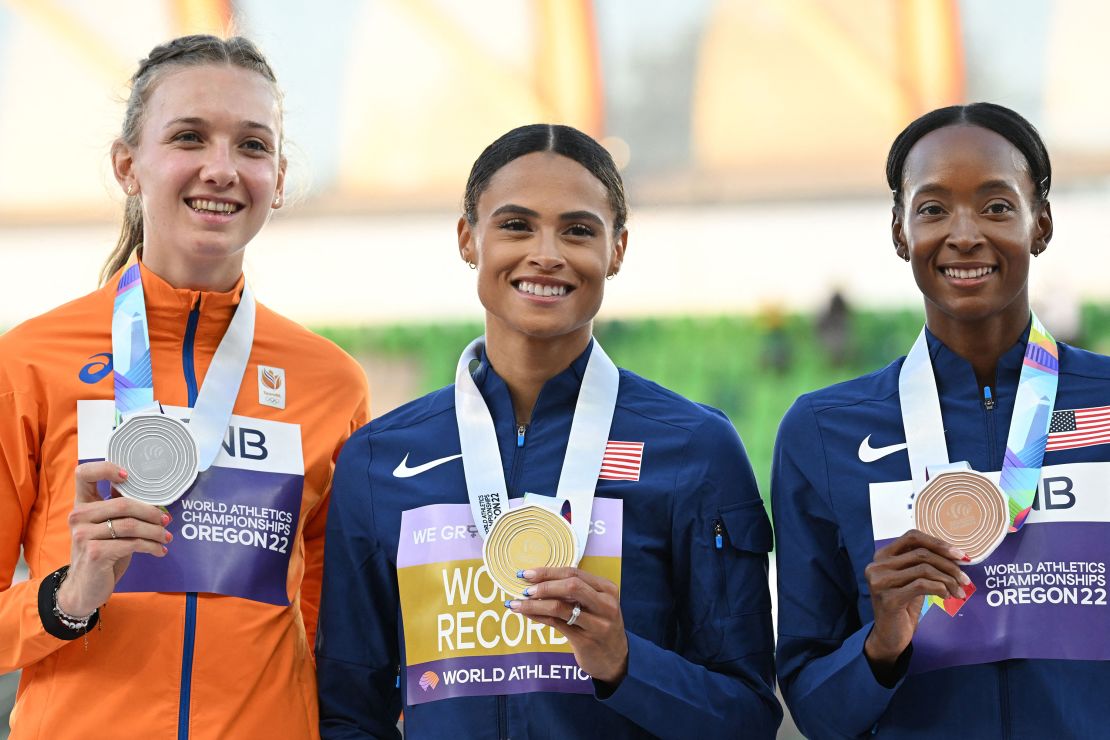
left=185, top=198, right=243, bottom=214
left=940, top=265, right=996, bottom=279
left=513, top=278, right=574, bottom=298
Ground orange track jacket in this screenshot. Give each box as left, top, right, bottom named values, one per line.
left=0, top=262, right=370, bottom=739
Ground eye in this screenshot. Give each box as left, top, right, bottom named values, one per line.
left=983, top=200, right=1014, bottom=215
left=499, top=218, right=530, bottom=232
left=916, top=203, right=946, bottom=217
left=172, top=131, right=202, bottom=144
left=564, top=223, right=596, bottom=238
left=242, top=138, right=275, bottom=154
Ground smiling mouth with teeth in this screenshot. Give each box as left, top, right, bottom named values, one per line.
left=187, top=198, right=241, bottom=214
left=942, top=266, right=996, bottom=279
left=515, top=280, right=570, bottom=297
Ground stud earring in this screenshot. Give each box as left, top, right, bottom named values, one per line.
left=272, top=195, right=282, bottom=207
left=468, top=262, right=477, bottom=270
left=126, top=184, right=135, bottom=196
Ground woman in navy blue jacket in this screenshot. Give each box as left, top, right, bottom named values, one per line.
left=773, top=103, right=1110, bottom=738
left=317, top=124, right=781, bottom=739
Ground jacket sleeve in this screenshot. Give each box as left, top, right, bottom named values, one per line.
left=301, top=377, right=371, bottom=654
left=0, top=388, right=74, bottom=672
left=772, top=396, right=906, bottom=739
left=598, top=411, right=782, bottom=739
left=317, top=429, right=402, bottom=739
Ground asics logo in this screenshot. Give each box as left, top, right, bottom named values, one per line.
left=79, top=353, right=113, bottom=384
left=858, top=435, right=908, bottom=463
left=393, top=453, right=462, bottom=478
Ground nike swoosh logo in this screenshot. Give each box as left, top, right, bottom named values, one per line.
left=858, top=435, right=908, bottom=463
left=393, top=453, right=462, bottom=478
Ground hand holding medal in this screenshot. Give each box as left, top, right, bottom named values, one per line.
left=57, top=461, right=173, bottom=619
left=506, top=566, right=629, bottom=685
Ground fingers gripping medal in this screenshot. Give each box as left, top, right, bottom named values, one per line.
left=105, top=263, right=255, bottom=506
left=455, top=337, right=619, bottom=598
left=914, top=471, right=1008, bottom=564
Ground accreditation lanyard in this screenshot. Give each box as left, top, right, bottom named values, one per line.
left=899, top=313, right=1059, bottom=531
left=454, top=338, right=619, bottom=562
left=112, top=263, right=256, bottom=472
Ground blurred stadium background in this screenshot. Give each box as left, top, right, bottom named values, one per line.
left=5, top=1, right=1110, bottom=736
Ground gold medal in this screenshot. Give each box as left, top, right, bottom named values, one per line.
left=482, top=504, right=578, bottom=597
left=914, top=470, right=1008, bottom=564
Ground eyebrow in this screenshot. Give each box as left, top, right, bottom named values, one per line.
left=912, top=179, right=1021, bottom=199
left=163, top=117, right=276, bottom=136
left=489, top=204, right=605, bottom=226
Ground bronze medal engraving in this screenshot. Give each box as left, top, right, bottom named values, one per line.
left=483, top=504, right=577, bottom=597
left=914, top=470, right=1008, bottom=564
left=106, top=414, right=199, bottom=506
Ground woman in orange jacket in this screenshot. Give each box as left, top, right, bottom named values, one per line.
left=0, top=35, right=369, bottom=739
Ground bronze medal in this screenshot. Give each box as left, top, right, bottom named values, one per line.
left=914, top=470, right=1008, bottom=564
left=482, top=504, right=577, bottom=597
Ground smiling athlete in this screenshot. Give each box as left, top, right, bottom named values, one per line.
left=773, top=103, right=1110, bottom=737
left=0, top=36, right=369, bottom=739
left=317, top=124, right=781, bottom=739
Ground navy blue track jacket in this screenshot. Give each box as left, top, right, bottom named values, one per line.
left=318, top=344, right=782, bottom=739
left=773, top=328, right=1110, bottom=738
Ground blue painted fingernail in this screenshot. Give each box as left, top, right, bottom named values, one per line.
left=516, top=569, right=526, bottom=578
left=504, top=599, right=512, bottom=608
left=522, top=587, right=532, bottom=597
left=504, top=600, right=520, bottom=610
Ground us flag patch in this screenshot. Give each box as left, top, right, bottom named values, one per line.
left=599, top=441, right=644, bottom=481
left=1047, top=406, right=1110, bottom=452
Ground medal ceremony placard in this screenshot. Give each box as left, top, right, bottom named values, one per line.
left=396, top=498, right=623, bottom=704
left=870, top=316, right=1110, bottom=673
left=79, top=400, right=304, bottom=606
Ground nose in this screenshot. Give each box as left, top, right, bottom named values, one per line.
left=528, top=227, right=565, bottom=271
left=946, top=207, right=984, bottom=253
left=200, top=141, right=238, bottom=188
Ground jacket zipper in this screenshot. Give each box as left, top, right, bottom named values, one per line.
left=498, top=423, right=528, bottom=739
left=999, top=660, right=1011, bottom=739
left=178, top=303, right=201, bottom=740
left=984, top=385, right=1011, bottom=738
left=983, top=386, right=998, bottom=470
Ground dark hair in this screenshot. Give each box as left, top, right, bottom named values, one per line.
left=101, top=35, right=283, bottom=285
left=886, top=102, right=1051, bottom=209
left=463, top=124, right=628, bottom=235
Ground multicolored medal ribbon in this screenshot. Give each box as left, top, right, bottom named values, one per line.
left=899, top=313, right=1058, bottom=613
left=455, top=337, right=619, bottom=597
left=106, top=262, right=255, bottom=506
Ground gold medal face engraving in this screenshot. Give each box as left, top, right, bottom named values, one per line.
left=914, top=470, right=1008, bottom=564
left=106, top=414, right=199, bottom=506
left=483, top=504, right=578, bottom=597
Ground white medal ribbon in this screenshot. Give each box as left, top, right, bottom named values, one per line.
left=455, top=337, right=619, bottom=562
left=899, top=329, right=951, bottom=491
left=112, top=277, right=255, bottom=481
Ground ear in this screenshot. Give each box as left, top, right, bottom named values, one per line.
left=111, top=139, right=137, bottom=196
left=271, top=155, right=288, bottom=210
left=608, top=228, right=628, bottom=278
left=891, top=207, right=909, bottom=262
left=1033, top=201, right=1053, bottom=255
left=457, top=216, right=476, bottom=266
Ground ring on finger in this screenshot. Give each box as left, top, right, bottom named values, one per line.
left=565, top=603, right=582, bottom=627
left=105, top=519, right=118, bottom=539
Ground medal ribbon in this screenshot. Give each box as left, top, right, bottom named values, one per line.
left=455, top=337, right=619, bottom=562
left=899, top=313, right=1059, bottom=531
left=112, top=262, right=256, bottom=472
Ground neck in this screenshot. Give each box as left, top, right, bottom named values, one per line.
left=925, top=299, right=1030, bottom=387
left=483, top=319, right=593, bottom=424
left=141, top=243, right=244, bottom=292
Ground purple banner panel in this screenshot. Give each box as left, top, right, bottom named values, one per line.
left=398, top=497, right=623, bottom=568
left=876, top=521, right=1110, bottom=674
left=92, top=464, right=303, bottom=605
left=406, top=652, right=592, bottom=705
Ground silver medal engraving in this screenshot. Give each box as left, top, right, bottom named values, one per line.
left=106, top=413, right=199, bottom=506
